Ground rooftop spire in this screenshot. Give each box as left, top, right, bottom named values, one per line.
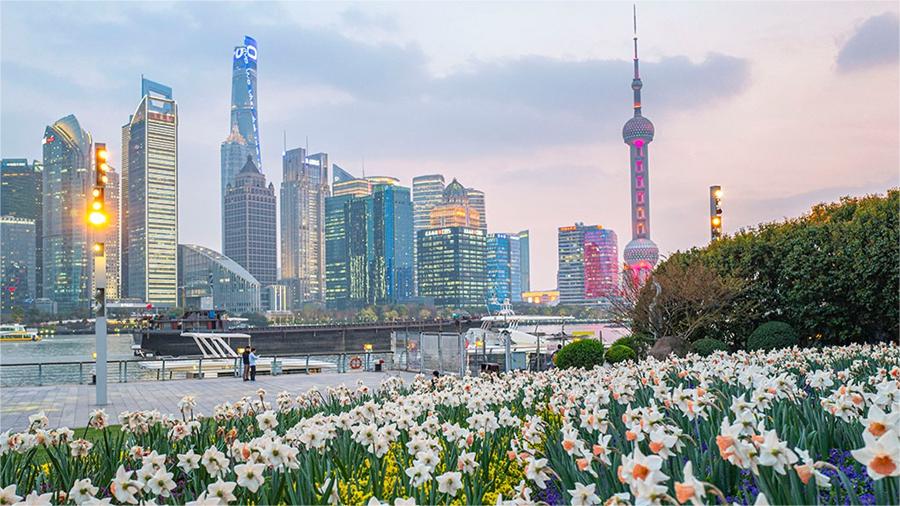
left=631, top=4, right=643, bottom=116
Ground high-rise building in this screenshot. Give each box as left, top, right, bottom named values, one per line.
left=42, top=115, right=92, bottom=313
left=429, top=179, right=481, bottom=228
left=417, top=227, right=486, bottom=308
left=621, top=13, right=659, bottom=285
left=224, top=156, right=277, bottom=286
left=332, top=164, right=355, bottom=185
left=487, top=233, right=512, bottom=305
left=178, top=244, right=261, bottom=314
left=230, top=36, right=260, bottom=170
left=120, top=122, right=131, bottom=297
left=466, top=187, right=487, bottom=231
left=557, top=223, right=619, bottom=305
left=1, top=216, right=37, bottom=313
left=220, top=126, right=251, bottom=250
left=104, top=166, right=121, bottom=300
left=1, top=159, right=42, bottom=297
left=515, top=230, right=531, bottom=296
left=412, top=174, right=444, bottom=294
left=324, top=182, right=414, bottom=308
left=280, top=147, right=328, bottom=306
left=124, top=78, right=178, bottom=307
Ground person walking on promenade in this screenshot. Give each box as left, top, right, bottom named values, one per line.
left=242, top=348, right=250, bottom=381
left=249, top=348, right=259, bottom=381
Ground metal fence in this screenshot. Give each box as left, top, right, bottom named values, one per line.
left=0, top=350, right=395, bottom=388
left=392, top=331, right=465, bottom=375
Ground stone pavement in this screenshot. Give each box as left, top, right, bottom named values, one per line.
left=0, top=371, right=417, bottom=432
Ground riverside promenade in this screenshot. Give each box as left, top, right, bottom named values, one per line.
left=0, top=371, right=418, bottom=432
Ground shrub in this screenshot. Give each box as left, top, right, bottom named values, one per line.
left=612, top=332, right=653, bottom=357
left=691, top=338, right=728, bottom=356
left=747, top=321, right=799, bottom=351
left=606, top=344, right=637, bottom=364
left=554, top=339, right=605, bottom=369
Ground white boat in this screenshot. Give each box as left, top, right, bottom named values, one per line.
left=465, top=301, right=577, bottom=355
left=0, top=323, right=41, bottom=342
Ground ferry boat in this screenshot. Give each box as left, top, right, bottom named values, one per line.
left=0, top=323, right=41, bottom=342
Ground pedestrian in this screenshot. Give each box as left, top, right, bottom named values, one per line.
left=249, top=347, right=259, bottom=381
left=431, top=370, right=440, bottom=389
left=549, top=344, right=562, bottom=369
left=242, top=348, right=250, bottom=381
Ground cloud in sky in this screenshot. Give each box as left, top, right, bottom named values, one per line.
left=1, top=1, right=897, bottom=289
left=836, top=12, right=900, bottom=73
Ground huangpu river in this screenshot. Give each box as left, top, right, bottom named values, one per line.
left=0, top=333, right=137, bottom=387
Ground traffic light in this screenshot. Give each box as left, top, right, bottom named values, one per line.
left=710, top=185, right=723, bottom=240
left=88, top=143, right=110, bottom=229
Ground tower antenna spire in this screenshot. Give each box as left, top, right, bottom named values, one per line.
left=633, top=4, right=640, bottom=77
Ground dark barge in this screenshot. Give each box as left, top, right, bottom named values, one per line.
left=133, top=311, right=482, bottom=357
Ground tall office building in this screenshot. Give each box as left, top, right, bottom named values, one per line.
left=104, top=167, right=121, bottom=300
left=120, top=122, right=131, bottom=296
left=557, top=223, right=618, bottom=305
left=332, top=164, right=355, bottom=185
left=230, top=36, right=261, bottom=170
left=178, top=244, right=261, bottom=314
left=1, top=159, right=42, bottom=297
left=41, top=115, right=92, bottom=313
left=0, top=217, right=37, bottom=312
left=411, top=174, right=444, bottom=294
left=621, top=12, right=659, bottom=285
left=223, top=156, right=277, bottom=286
left=220, top=126, right=251, bottom=250
left=429, top=179, right=481, bottom=228
left=516, top=230, right=531, bottom=295
left=123, top=78, right=178, bottom=307
left=325, top=182, right=414, bottom=308
left=487, top=233, right=512, bottom=305
left=280, top=147, right=328, bottom=306
left=466, top=187, right=487, bottom=231
left=417, top=227, right=486, bottom=308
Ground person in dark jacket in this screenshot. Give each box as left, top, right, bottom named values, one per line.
left=242, top=349, right=250, bottom=381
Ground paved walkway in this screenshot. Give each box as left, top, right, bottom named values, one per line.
left=0, top=371, right=417, bottom=432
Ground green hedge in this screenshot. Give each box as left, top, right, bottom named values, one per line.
left=605, top=344, right=636, bottom=364
left=691, top=338, right=728, bottom=356
left=747, top=321, right=799, bottom=351
left=555, top=339, right=605, bottom=369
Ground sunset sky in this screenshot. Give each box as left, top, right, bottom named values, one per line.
left=2, top=1, right=898, bottom=290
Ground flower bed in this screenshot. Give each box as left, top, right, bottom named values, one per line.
left=1, top=343, right=898, bottom=505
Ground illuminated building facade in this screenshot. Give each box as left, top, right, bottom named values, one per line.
left=178, top=244, right=261, bottom=314
left=416, top=226, right=486, bottom=308
left=522, top=290, right=560, bottom=306
left=0, top=216, right=36, bottom=312
left=104, top=166, right=121, bottom=300
left=429, top=179, right=481, bottom=228
left=280, top=147, right=328, bottom=305
left=558, top=223, right=619, bottom=305
left=1, top=158, right=42, bottom=297
left=487, top=233, right=512, bottom=305
left=622, top=13, right=659, bottom=284
left=41, top=115, right=92, bottom=313
left=230, top=36, right=260, bottom=170
left=466, top=187, right=487, bottom=231
left=515, top=230, right=531, bottom=296
left=124, top=78, right=178, bottom=307
left=411, top=174, right=445, bottom=294
left=223, top=156, right=277, bottom=287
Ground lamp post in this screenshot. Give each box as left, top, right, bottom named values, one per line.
left=710, top=185, right=723, bottom=241
left=90, top=143, right=111, bottom=406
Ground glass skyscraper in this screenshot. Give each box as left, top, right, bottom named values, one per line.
left=412, top=174, right=444, bottom=294
left=324, top=183, right=413, bottom=308
left=223, top=157, right=277, bottom=287
left=178, top=244, right=261, bottom=314
left=1, top=216, right=37, bottom=312
left=516, top=230, right=531, bottom=295
left=417, top=227, right=486, bottom=308
left=41, top=115, right=92, bottom=314
left=1, top=158, right=42, bottom=297
left=466, top=187, right=487, bottom=231
left=557, top=223, right=619, bottom=305
left=124, top=78, right=178, bottom=307
left=487, top=233, right=512, bottom=306
left=230, top=36, right=260, bottom=170
left=280, top=147, right=328, bottom=306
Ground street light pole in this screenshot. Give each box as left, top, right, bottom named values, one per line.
left=89, top=142, right=111, bottom=406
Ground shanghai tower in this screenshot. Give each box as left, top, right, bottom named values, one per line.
left=222, top=36, right=260, bottom=251
left=622, top=8, right=659, bottom=285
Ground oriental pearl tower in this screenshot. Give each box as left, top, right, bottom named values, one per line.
left=622, top=6, right=659, bottom=285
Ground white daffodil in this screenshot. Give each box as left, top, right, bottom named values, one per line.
left=235, top=462, right=266, bottom=493
left=202, top=447, right=230, bottom=478
left=206, top=479, right=237, bottom=504
left=404, top=462, right=432, bottom=487
left=177, top=449, right=201, bottom=473
left=567, top=482, right=600, bottom=506
left=524, top=457, right=552, bottom=489
left=68, top=479, right=98, bottom=505
left=109, top=466, right=140, bottom=505
left=851, top=428, right=900, bottom=479
left=436, top=471, right=463, bottom=496
left=0, top=485, right=21, bottom=505
left=757, top=429, right=798, bottom=475
left=147, top=469, right=176, bottom=498
left=674, top=461, right=706, bottom=506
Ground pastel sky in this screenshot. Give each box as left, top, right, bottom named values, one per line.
left=2, top=1, right=898, bottom=290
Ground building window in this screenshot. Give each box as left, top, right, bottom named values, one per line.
left=636, top=176, right=644, bottom=189
left=636, top=191, right=645, bottom=204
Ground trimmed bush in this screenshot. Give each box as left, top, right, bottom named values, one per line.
left=606, top=344, right=637, bottom=364
left=691, top=338, right=728, bottom=356
left=611, top=332, right=652, bottom=357
left=554, top=339, right=606, bottom=369
left=747, top=321, right=799, bottom=351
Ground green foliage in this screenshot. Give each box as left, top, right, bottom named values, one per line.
left=605, top=344, right=637, bottom=363
left=611, top=332, right=653, bottom=357
left=652, top=190, right=899, bottom=347
left=241, top=312, right=269, bottom=328
left=554, top=339, right=605, bottom=369
left=691, top=338, right=729, bottom=356
left=747, top=321, right=799, bottom=351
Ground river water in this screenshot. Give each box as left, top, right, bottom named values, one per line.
left=0, top=333, right=135, bottom=365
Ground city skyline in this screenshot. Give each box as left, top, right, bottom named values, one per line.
left=2, top=2, right=898, bottom=290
